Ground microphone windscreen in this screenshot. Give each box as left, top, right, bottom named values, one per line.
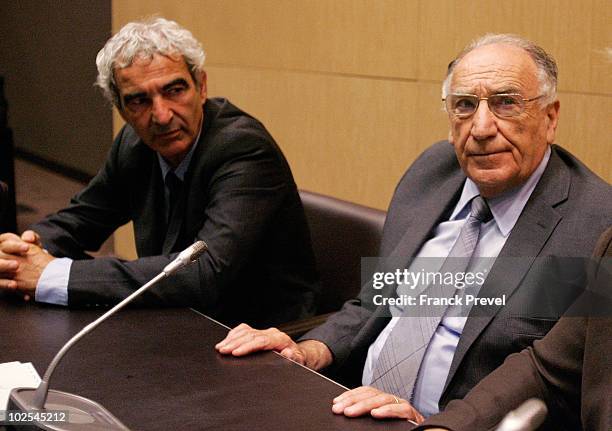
left=189, top=240, right=208, bottom=261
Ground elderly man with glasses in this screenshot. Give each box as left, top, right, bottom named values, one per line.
left=216, top=34, right=612, bottom=427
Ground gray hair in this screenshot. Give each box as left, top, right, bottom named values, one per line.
left=442, top=34, right=558, bottom=106
left=95, top=17, right=206, bottom=106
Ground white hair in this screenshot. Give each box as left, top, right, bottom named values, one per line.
left=95, top=17, right=206, bottom=106
left=441, top=34, right=558, bottom=106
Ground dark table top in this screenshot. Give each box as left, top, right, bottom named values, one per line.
left=0, top=298, right=413, bottom=430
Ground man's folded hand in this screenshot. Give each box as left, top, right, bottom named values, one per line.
left=0, top=232, right=54, bottom=298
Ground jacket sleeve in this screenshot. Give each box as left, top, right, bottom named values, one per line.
left=416, top=316, right=585, bottom=431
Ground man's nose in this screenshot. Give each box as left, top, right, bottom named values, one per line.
left=151, top=97, right=173, bottom=125
left=470, top=100, right=497, bottom=141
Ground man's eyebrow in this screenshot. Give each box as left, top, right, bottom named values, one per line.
left=123, top=91, right=147, bottom=103
left=163, top=78, right=190, bottom=90
left=121, top=78, right=190, bottom=104
left=451, top=90, right=476, bottom=95
left=492, top=86, right=522, bottom=94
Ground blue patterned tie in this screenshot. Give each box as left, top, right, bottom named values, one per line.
left=371, top=195, right=492, bottom=400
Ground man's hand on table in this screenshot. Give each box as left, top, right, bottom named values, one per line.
left=0, top=231, right=54, bottom=300
left=332, top=386, right=425, bottom=423
left=216, top=324, right=427, bottom=424
left=215, top=323, right=333, bottom=370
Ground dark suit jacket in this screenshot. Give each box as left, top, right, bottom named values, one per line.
left=419, top=227, right=612, bottom=431
left=304, top=141, right=612, bottom=409
left=33, top=98, right=319, bottom=328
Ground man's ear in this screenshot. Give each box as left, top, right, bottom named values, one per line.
left=113, top=84, right=129, bottom=122
left=545, top=100, right=560, bottom=145
left=197, top=71, right=207, bottom=102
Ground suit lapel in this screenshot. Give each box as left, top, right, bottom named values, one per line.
left=443, top=146, right=571, bottom=392
left=353, top=169, right=465, bottom=348
left=388, top=172, right=465, bottom=265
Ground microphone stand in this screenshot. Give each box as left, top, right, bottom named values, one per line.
left=8, top=241, right=207, bottom=431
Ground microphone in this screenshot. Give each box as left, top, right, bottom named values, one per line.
left=8, top=241, right=208, bottom=430
left=162, top=240, right=208, bottom=275
left=496, top=398, right=548, bottom=431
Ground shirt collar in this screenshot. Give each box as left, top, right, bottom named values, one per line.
left=450, top=145, right=551, bottom=237
left=157, top=120, right=203, bottom=182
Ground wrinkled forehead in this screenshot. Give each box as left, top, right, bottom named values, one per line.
left=450, top=44, right=539, bottom=95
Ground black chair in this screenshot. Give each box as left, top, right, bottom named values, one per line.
left=0, top=180, right=8, bottom=228
left=0, top=76, right=17, bottom=232
left=279, top=190, right=386, bottom=337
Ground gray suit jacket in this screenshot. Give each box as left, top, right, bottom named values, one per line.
left=33, top=98, right=319, bottom=328
left=304, top=141, right=612, bottom=409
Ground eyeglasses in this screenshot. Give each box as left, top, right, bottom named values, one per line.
left=443, top=93, right=543, bottom=118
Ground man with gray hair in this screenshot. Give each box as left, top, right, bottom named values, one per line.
left=215, top=34, right=612, bottom=426
left=0, top=17, right=319, bottom=328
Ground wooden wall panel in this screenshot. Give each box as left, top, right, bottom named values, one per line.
left=416, top=83, right=451, bottom=154
left=114, top=222, right=136, bottom=260
left=556, top=92, right=612, bottom=181
left=419, top=0, right=612, bottom=95
left=113, top=0, right=419, bottom=79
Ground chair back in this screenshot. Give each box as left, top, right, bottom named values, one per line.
left=300, top=190, right=386, bottom=314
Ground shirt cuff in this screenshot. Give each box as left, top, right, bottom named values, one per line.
left=35, top=257, right=72, bottom=306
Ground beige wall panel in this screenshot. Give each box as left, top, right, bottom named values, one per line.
left=114, top=222, right=137, bottom=260
left=416, top=82, right=451, bottom=151
left=206, top=66, right=426, bottom=210
left=419, top=0, right=611, bottom=95
left=113, top=0, right=419, bottom=79
left=555, top=92, right=612, bottom=182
